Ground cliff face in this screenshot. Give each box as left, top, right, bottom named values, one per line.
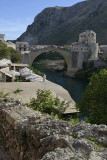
left=17, top=0, right=107, bottom=45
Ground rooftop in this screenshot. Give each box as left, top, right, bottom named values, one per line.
left=0, top=34, right=5, bottom=36
left=16, top=42, right=29, bottom=45
left=80, top=30, right=96, bottom=35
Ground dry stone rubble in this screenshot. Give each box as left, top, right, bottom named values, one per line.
left=0, top=98, right=107, bottom=160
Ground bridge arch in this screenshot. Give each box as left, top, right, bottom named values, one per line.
left=27, top=47, right=72, bottom=71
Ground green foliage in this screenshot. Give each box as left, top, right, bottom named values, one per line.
left=8, top=47, right=21, bottom=63
left=0, top=92, right=10, bottom=98
left=0, top=41, right=21, bottom=63
left=15, top=76, right=23, bottom=82
left=0, top=42, right=10, bottom=59
left=13, top=89, right=23, bottom=94
left=68, top=117, right=79, bottom=126
left=64, top=46, right=71, bottom=51
left=76, top=67, right=101, bottom=80
left=85, top=137, right=106, bottom=150
left=70, top=133, right=77, bottom=139
left=82, top=62, right=87, bottom=70
left=88, top=61, right=94, bottom=69
left=76, top=69, right=107, bottom=125
left=64, top=60, right=67, bottom=71
left=27, top=89, right=70, bottom=119
left=28, top=67, right=44, bottom=77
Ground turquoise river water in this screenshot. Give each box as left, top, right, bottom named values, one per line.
left=32, top=64, right=88, bottom=102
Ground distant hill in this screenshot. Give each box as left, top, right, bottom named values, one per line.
left=17, top=0, right=107, bottom=45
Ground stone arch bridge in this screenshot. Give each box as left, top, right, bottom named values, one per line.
left=21, top=46, right=78, bottom=75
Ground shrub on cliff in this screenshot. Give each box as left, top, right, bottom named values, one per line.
left=76, top=69, right=107, bottom=125
left=27, top=89, right=69, bottom=119
left=0, top=41, right=21, bottom=63
left=8, top=47, right=21, bottom=63
left=28, top=67, right=44, bottom=77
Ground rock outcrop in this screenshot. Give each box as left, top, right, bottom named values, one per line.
left=0, top=98, right=107, bottom=160
left=17, top=0, right=107, bottom=45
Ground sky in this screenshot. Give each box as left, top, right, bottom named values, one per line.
left=0, top=0, right=84, bottom=40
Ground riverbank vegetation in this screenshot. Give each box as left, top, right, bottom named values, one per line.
left=76, top=69, right=107, bottom=125
left=0, top=91, right=10, bottom=98
left=27, top=89, right=69, bottom=118
left=0, top=41, right=21, bottom=63
left=29, top=67, right=44, bottom=77
left=27, top=89, right=79, bottom=125
left=75, top=61, right=101, bottom=80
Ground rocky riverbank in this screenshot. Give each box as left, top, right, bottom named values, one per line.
left=36, top=59, right=65, bottom=71
left=0, top=81, right=77, bottom=114
left=0, top=98, right=107, bottom=160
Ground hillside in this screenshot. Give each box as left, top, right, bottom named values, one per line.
left=17, top=0, right=107, bottom=45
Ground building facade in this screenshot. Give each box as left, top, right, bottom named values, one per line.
left=4, top=41, right=16, bottom=50
left=0, top=34, right=5, bottom=42
left=16, top=42, right=29, bottom=52
left=99, top=45, right=107, bottom=60
left=71, top=30, right=99, bottom=69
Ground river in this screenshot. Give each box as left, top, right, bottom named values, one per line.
left=32, top=64, right=88, bottom=102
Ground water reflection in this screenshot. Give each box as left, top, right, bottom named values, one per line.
left=32, top=64, right=88, bottom=102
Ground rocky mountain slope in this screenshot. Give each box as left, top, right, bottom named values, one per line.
left=17, top=0, right=107, bottom=45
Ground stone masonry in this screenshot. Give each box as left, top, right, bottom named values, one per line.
left=71, top=30, right=99, bottom=70
left=21, top=30, right=101, bottom=77
left=0, top=98, right=107, bottom=160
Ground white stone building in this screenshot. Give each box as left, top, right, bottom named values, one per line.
left=16, top=42, right=30, bottom=52
left=4, top=41, right=16, bottom=50
left=99, top=45, right=107, bottom=60
left=71, top=30, right=99, bottom=70
left=0, top=34, right=5, bottom=42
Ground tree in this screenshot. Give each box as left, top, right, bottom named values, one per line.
left=0, top=41, right=10, bottom=59
left=76, top=69, right=107, bottom=125
left=0, top=41, right=21, bottom=63
left=8, top=47, right=21, bottom=63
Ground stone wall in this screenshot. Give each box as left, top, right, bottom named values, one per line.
left=99, top=45, right=107, bottom=59
left=71, top=52, right=78, bottom=68
left=0, top=98, right=107, bottom=160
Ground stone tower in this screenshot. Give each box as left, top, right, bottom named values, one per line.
left=79, top=30, right=99, bottom=59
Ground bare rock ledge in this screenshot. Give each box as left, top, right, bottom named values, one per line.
left=0, top=98, right=107, bottom=160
